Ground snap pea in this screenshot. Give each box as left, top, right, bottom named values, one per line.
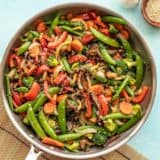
left=126, top=86, right=134, bottom=97
left=14, top=101, right=35, bottom=113
left=58, top=133, right=84, bottom=142
left=58, top=98, right=67, bottom=134
left=17, top=41, right=31, bottom=55
left=59, top=20, right=82, bottom=27
left=15, top=86, right=29, bottom=93
left=99, top=42, right=116, bottom=65
left=117, top=112, right=142, bottom=134
left=33, top=87, right=60, bottom=112
left=119, top=38, right=133, bottom=59
left=61, top=57, right=72, bottom=73
left=61, top=26, right=83, bottom=36
left=112, top=76, right=130, bottom=101
left=27, top=106, right=46, bottom=139
left=23, top=116, right=30, bottom=125
left=135, top=54, right=144, bottom=89
left=102, top=16, right=127, bottom=24
left=90, top=27, right=120, bottom=47
left=38, top=110, right=57, bottom=139
left=50, top=13, right=60, bottom=34
left=102, top=112, right=132, bottom=120
left=5, top=75, right=13, bottom=111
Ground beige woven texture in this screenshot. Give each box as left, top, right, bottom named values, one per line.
left=0, top=96, right=147, bottom=160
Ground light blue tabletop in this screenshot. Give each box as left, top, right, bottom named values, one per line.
left=0, top=0, right=160, bottom=159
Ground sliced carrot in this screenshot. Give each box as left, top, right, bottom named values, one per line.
left=121, top=29, right=130, bottom=40
left=114, top=23, right=123, bottom=31
left=71, top=39, right=83, bottom=52
left=42, top=137, right=64, bottom=148
left=43, top=102, right=56, bottom=115
left=90, top=84, right=104, bottom=95
left=122, top=90, right=130, bottom=102
left=105, top=88, right=112, bottom=97
left=57, top=94, right=67, bottom=103
left=68, top=55, right=87, bottom=64
left=119, top=101, right=133, bottom=115
left=37, top=21, right=47, bottom=32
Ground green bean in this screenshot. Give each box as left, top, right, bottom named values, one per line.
left=58, top=98, right=67, bottom=134
left=95, top=74, right=107, bottom=83
left=119, top=38, right=133, bottom=59
left=5, top=75, right=13, bottom=111
left=58, top=133, right=84, bottom=142
left=99, top=42, right=116, bottom=65
left=33, top=87, right=60, bottom=112
left=90, top=27, right=120, bottom=47
left=50, top=13, right=60, bottom=34
left=61, top=26, right=83, bottom=36
left=15, top=86, right=29, bottom=93
left=61, top=57, right=72, bottom=73
left=59, top=20, right=82, bottom=27
left=102, top=16, right=127, bottom=24
left=17, top=41, right=31, bottom=55
left=112, top=76, right=130, bottom=101
left=38, top=110, right=57, bottom=139
left=27, top=106, right=46, bottom=139
left=135, top=54, right=144, bottom=88
left=117, top=112, right=142, bottom=134
left=126, top=86, right=134, bottom=97
left=14, top=101, right=35, bottom=113
left=102, top=112, right=132, bottom=120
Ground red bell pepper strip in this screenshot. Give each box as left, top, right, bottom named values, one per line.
left=24, top=82, right=40, bottom=101
left=122, top=90, right=130, bottom=102
left=8, top=54, right=21, bottom=68
left=82, top=34, right=95, bottom=44
left=12, top=91, right=22, bottom=106
left=98, top=94, right=109, bottom=116
left=47, top=31, right=68, bottom=49
left=83, top=92, right=92, bottom=118
left=75, top=12, right=90, bottom=20
left=36, top=64, right=50, bottom=76
left=68, top=55, right=87, bottom=64
left=44, top=80, right=57, bottom=105
left=132, top=86, right=149, bottom=103
left=53, top=72, right=67, bottom=85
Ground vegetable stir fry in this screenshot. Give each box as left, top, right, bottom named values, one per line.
left=5, top=11, right=149, bottom=152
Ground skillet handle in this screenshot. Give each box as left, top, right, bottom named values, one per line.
left=25, top=145, right=42, bottom=160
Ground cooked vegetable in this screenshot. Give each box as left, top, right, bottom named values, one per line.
left=6, top=11, right=148, bottom=152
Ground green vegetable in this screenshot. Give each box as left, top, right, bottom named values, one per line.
left=65, top=141, right=80, bottom=152
left=17, top=41, right=31, bottom=55
left=104, top=119, right=117, bottom=132
left=33, top=87, right=60, bottom=112
left=5, top=75, right=13, bottom=111
left=117, top=112, right=142, bottom=134
left=98, top=43, right=117, bottom=65
left=14, top=101, right=35, bottom=113
left=132, top=104, right=142, bottom=115
left=7, top=68, right=17, bottom=79
left=47, top=55, right=58, bottom=67
left=61, top=57, right=72, bottom=73
left=23, top=116, right=30, bottom=125
left=135, top=54, right=144, bottom=88
left=95, top=70, right=107, bottom=83
left=123, top=59, right=136, bottom=69
left=102, top=112, right=132, bottom=120
left=90, top=27, right=120, bottom=47
left=109, top=24, right=118, bottom=34
left=24, top=30, right=40, bottom=41
left=59, top=20, right=83, bottom=27
left=50, top=13, right=60, bottom=34
left=61, top=26, right=83, bottom=36
left=112, top=76, right=130, bottom=101
left=116, top=60, right=128, bottom=74
left=126, top=86, right=134, bottom=97
left=71, top=62, right=79, bottom=70
left=119, top=38, right=133, bottom=59
left=92, top=133, right=107, bottom=145
left=102, top=16, right=127, bottom=24
left=38, top=110, right=57, bottom=139
left=15, top=87, right=29, bottom=93
left=58, top=98, right=67, bottom=134
left=22, top=76, right=34, bottom=88
left=27, top=106, right=46, bottom=139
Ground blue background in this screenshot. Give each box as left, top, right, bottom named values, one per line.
left=0, top=0, right=160, bottom=159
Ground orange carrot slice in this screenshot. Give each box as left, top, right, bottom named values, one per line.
left=119, top=101, right=133, bottom=115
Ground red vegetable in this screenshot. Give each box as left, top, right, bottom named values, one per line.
left=36, top=64, right=50, bottom=76
left=90, top=85, right=104, bottom=95
left=98, top=94, right=109, bottom=116
left=68, top=55, right=87, bottom=64
left=53, top=72, right=67, bottom=85
left=94, top=16, right=106, bottom=28
left=132, top=86, right=149, bottom=103
left=121, top=29, right=130, bottom=40
left=48, top=31, right=68, bottom=49
left=24, top=82, right=40, bottom=101
left=8, top=54, right=21, bottom=68
left=122, top=90, right=130, bottom=102
left=82, top=34, right=95, bottom=44
left=12, top=91, right=22, bottom=106
left=54, top=26, right=62, bottom=35
left=83, top=92, right=92, bottom=118
left=37, top=21, right=47, bottom=32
